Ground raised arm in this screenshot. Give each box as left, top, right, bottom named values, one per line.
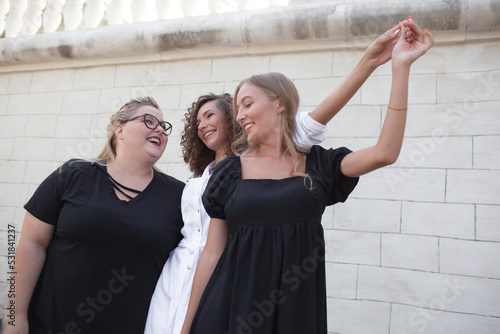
left=4, top=213, right=55, bottom=334
left=340, top=19, right=434, bottom=177
left=309, top=23, right=406, bottom=125
left=181, top=218, right=229, bottom=334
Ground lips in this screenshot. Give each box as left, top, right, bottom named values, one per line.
left=147, top=136, right=161, bottom=145
left=204, top=130, right=215, bottom=140
left=244, top=123, right=254, bottom=132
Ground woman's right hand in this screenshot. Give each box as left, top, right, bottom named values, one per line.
left=3, top=316, right=29, bottom=334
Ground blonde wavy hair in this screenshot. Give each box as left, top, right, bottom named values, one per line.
left=232, top=72, right=309, bottom=182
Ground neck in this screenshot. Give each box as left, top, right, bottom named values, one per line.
left=109, top=155, right=154, bottom=178
left=252, top=139, right=285, bottom=160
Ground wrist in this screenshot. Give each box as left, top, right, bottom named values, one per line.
left=392, top=59, right=412, bottom=71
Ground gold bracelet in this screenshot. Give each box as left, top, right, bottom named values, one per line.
left=387, top=106, right=408, bottom=111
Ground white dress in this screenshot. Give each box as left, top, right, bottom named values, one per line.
left=143, top=112, right=327, bottom=334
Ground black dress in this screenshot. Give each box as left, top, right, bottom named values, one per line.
left=191, top=146, right=359, bottom=334
left=24, top=160, right=184, bottom=334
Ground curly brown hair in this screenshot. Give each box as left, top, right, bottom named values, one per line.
left=181, top=93, right=240, bottom=177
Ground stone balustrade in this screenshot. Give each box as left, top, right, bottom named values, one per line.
left=0, top=0, right=290, bottom=38
left=1, top=0, right=499, bottom=67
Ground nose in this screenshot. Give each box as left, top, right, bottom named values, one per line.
left=154, top=124, right=163, bottom=134
left=198, top=120, right=207, bottom=131
left=236, top=110, right=245, bottom=124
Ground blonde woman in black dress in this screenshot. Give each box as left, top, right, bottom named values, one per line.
left=182, top=19, right=434, bottom=334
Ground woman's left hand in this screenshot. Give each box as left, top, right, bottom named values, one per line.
left=392, top=18, right=434, bottom=67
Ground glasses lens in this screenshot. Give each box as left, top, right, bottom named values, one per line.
left=144, top=114, right=157, bottom=130
left=162, top=122, right=172, bottom=136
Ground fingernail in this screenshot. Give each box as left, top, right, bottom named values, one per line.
left=424, top=28, right=429, bottom=32
left=399, top=21, right=402, bottom=29
left=408, top=15, right=413, bottom=20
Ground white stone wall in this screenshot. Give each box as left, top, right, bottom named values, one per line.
left=1, top=4, right=500, bottom=334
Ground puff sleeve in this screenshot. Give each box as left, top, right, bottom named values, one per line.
left=201, top=156, right=241, bottom=219
left=309, top=146, right=359, bottom=205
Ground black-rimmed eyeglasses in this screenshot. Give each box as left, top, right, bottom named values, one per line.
left=123, top=113, right=172, bottom=136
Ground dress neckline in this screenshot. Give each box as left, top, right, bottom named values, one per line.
left=238, top=152, right=310, bottom=181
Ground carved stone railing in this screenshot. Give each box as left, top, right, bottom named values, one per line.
left=0, top=0, right=291, bottom=38
left=1, top=0, right=499, bottom=67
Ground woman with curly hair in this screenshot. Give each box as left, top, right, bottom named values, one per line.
left=145, top=22, right=406, bottom=334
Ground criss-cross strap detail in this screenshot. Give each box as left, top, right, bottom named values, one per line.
left=93, top=162, right=142, bottom=200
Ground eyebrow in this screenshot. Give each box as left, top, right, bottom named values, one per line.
left=196, top=108, right=215, bottom=122
left=236, top=96, right=252, bottom=109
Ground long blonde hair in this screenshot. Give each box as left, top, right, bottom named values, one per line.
left=232, top=72, right=308, bottom=180
left=98, top=97, right=161, bottom=164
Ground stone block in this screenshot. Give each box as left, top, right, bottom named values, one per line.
left=178, top=82, right=225, bottom=111
left=440, top=238, right=500, bottom=279
left=270, top=51, right=333, bottom=79
left=0, top=116, right=26, bottom=138
left=324, top=229, right=380, bottom=265
left=6, top=72, right=32, bottom=94
left=322, top=137, right=377, bottom=152
left=114, top=64, right=150, bottom=88
left=402, top=202, right=474, bottom=239
left=0, top=161, right=25, bottom=183
left=7, top=92, right=64, bottom=115
left=97, top=87, right=140, bottom=114
left=25, top=115, right=58, bottom=138
left=333, top=49, right=370, bottom=77
left=474, top=135, right=500, bottom=170
left=211, top=56, right=269, bottom=82
left=321, top=205, right=334, bottom=230
left=381, top=234, right=439, bottom=272
left=161, top=135, right=184, bottom=164
left=163, top=162, right=191, bottom=183
left=0, top=207, right=16, bottom=229
left=24, top=161, right=60, bottom=185
left=415, top=40, right=500, bottom=74
left=325, top=263, right=358, bottom=299
left=446, top=170, right=500, bottom=205
left=351, top=168, right=446, bottom=202
left=0, top=139, right=14, bottom=159
left=476, top=205, right=500, bottom=242
left=12, top=138, right=56, bottom=161
left=62, top=90, right=100, bottom=115
left=53, top=138, right=99, bottom=162
left=437, top=70, right=500, bottom=104
left=296, top=76, right=363, bottom=109
left=0, top=75, right=8, bottom=94
left=30, top=69, right=75, bottom=93
left=327, top=298, right=391, bottom=334
left=394, top=136, right=472, bottom=169
left=147, top=59, right=212, bottom=85
left=73, top=66, right=116, bottom=90
left=361, top=74, right=436, bottom=105
left=325, top=106, right=381, bottom=138
left=0, top=95, right=8, bottom=115
left=390, top=303, right=500, bottom=334
left=89, top=115, right=109, bottom=140
left=55, top=115, right=93, bottom=138
left=0, top=184, right=29, bottom=207
left=151, top=85, right=182, bottom=111
left=405, top=101, right=500, bottom=137
left=357, top=266, right=500, bottom=317
left=333, top=198, right=401, bottom=233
